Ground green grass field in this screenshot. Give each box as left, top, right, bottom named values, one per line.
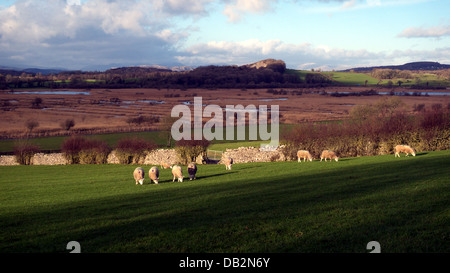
left=1, top=150, right=448, bottom=253
left=287, top=69, right=449, bottom=87
left=0, top=124, right=289, bottom=153
left=322, top=72, right=380, bottom=86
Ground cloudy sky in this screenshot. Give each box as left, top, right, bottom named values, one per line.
left=0, top=0, right=448, bottom=71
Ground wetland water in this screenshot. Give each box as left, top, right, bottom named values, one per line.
left=10, top=91, right=90, bottom=95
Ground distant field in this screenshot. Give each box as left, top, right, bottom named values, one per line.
left=0, top=150, right=449, bottom=253
left=0, top=131, right=169, bottom=153
left=0, top=124, right=290, bottom=154
left=287, top=69, right=449, bottom=87
left=322, top=72, right=380, bottom=86
left=377, top=73, right=450, bottom=87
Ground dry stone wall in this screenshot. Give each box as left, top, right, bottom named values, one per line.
left=0, top=155, right=19, bottom=166
left=32, top=153, right=68, bottom=165
left=103, top=149, right=181, bottom=165
left=220, top=146, right=286, bottom=164
left=0, top=146, right=287, bottom=166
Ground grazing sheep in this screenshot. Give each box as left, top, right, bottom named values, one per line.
left=320, top=150, right=339, bottom=162
left=297, top=150, right=313, bottom=162
left=160, top=162, right=171, bottom=169
left=223, top=157, right=233, bottom=170
left=149, top=166, right=159, bottom=184
left=171, top=165, right=184, bottom=182
left=394, top=145, right=416, bottom=157
left=187, top=162, right=197, bottom=180
left=133, top=167, right=145, bottom=185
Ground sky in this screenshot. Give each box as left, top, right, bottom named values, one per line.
left=0, top=0, right=449, bottom=71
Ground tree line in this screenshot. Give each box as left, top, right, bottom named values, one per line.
left=0, top=65, right=333, bottom=90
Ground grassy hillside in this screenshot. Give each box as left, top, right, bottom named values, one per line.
left=287, top=69, right=449, bottom=87
left=0, top=150, right=448, bottom=253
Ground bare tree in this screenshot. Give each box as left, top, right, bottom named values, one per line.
left=25, top=119, right=39, bottom=136
left=61, top=119, right=75, bottom=131
left=31, top=97, right=43, bottom=109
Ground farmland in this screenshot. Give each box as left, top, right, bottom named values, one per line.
left=0, top=150, right=449, bottom=253
left=1, top=86, right=449, bottom=140
left=1, top=63, right=449, bottom=256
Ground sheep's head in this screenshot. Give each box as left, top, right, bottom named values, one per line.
left=334, top=157, right=339, bottom=162
left=178, top=176, right=184, bottom=182
left=139, top=178, right=144, bottom=185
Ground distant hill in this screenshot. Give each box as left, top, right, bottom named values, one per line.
left=22, top=68, right=67, bottom=75
left=0, top=66, right=66, bottom=75
left=342, top=62, right=450, bottom=72
left=106, top=65, right=194, bottom=73
left=243, top=59, right=286, bottom=73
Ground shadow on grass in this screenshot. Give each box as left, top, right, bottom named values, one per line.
left=154, top=171, right=233, bottom=184
left=1, top=153, right=449, bottom=253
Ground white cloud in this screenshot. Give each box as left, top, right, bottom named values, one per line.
left=152, top=0, right=213, bottom=16
left=222, top=0, right=276, bottom=22
left=0, top=0, right=191, bottom=69
left=398, top=25, right=450, bottom=38
left=309, top=0, right=432, bottom=13
left=177, top=38, right=385, bottom=69
left=341, top=0, right=357, bottom=9
left=177, top=38, right=450, bottom=70
left=0, top=0, right=447, bottom=70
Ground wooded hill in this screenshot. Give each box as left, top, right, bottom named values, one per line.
left=0, top=59, right=333, bottom=90
left=1, top=60, right=449, bottom=90
left=343, top=61, right=450, bottom=72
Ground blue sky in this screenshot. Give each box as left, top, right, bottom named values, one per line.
left=0, top=0, right=448, bottom=71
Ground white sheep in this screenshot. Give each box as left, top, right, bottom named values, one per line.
left=394, top=145, right=416, bottom=157
left=187, top=162, right=197, bottom=180
left=320, top=150, right=339, bottom=162
left=160, top=162, right=171, bottom=169
left=171, top=165, right=184, bottom=182
left=223, top=157, right=233, bottom=170
left=297, top=150, right=313, bottom=162
left=133, top=167, right=145, bottom=185
left=149, top=166, right=159, bottom=184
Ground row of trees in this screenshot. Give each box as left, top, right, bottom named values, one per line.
left=0, top=65, right=333, bottom=90
left=370, top=69, right=415, bottom=80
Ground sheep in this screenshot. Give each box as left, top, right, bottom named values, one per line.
left=160, top=162, right=171, bottom=169
left=171, top=165, right=184, bottom=182
left=133, top=167, right=145, bottom=185
left=149, top=166, right=159, bottom=184
left=320, top=150, right=339, bottom=162
left=223, top=157, right=233, bottom=170
left=394, top=145, right=416, bottom=157
left=187, top=162, right=197, bottom=180
left=297, top=150, right=313, bottom=162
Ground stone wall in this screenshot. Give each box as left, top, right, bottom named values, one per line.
left=0, top=155, right=19, bottom=166
left=220, top=146, right=286, bottom=164
left=0, top=146, right=287, bottom=166
left=0, top=149, right=183, bottom=166
left=106, top=149, right=181, bottom=165
left=32, top=153, right=68, bottom=165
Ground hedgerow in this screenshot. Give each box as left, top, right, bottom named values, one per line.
left=281, top=98, right=449, bottom=159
